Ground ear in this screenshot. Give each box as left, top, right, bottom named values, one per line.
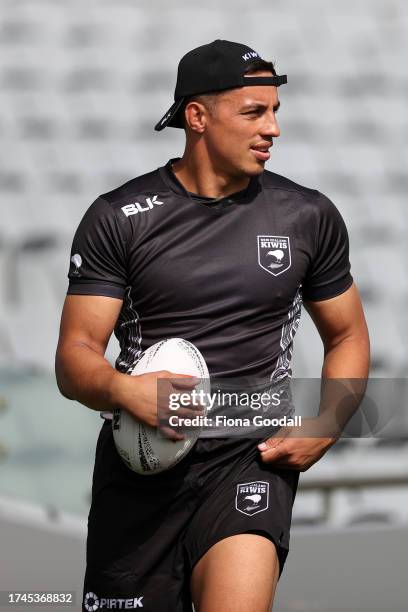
left=184, top=101, right=207, bottom=133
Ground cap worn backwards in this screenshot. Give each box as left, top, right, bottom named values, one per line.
left=154, top=39, right=287, bottom=131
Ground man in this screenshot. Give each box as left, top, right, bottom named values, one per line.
left=56, top=40, right=369, bottom=612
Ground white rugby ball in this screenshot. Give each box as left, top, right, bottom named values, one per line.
left=112, top=338, right=210, bottom=475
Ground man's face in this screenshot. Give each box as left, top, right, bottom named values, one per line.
left=200, top=71, right=281, bottom=178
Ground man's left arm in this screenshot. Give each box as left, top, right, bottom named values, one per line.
left=258, top=282, right=370, bottom=470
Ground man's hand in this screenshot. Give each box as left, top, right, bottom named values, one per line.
left=257, top=417, right=338, bottom=471
left=112, top=370, right=205, bottom=441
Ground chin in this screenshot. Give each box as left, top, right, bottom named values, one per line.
left=225, top=155, right=266, bottom=179
left=242, top=161, right=266, bottom=177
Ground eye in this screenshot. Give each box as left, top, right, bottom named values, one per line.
left=242, top=109, right=261, bottom=116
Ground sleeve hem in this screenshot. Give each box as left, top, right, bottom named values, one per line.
left=303, top=274, right=353, bottom=303
left=67, top=282, right=125, bottom=299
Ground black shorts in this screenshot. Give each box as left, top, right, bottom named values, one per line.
left=82, top=420, right=300, bottom=612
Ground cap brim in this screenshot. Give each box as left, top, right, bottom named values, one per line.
left=241, top=74, right=287, bottom=87
left=154, top=98, right=185, bottom=131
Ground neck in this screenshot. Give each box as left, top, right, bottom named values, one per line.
left=171, top=142, right=250, bottom=199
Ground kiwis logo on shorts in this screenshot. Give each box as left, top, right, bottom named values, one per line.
left=236, top=481, right=269, bottom=516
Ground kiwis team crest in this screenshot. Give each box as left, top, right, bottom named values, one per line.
left=236, top=481, right=269, bottom=516
left=257, top=235, right=291, bottom=276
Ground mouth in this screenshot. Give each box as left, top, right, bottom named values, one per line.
left=250, top=144, right=272, bottom=162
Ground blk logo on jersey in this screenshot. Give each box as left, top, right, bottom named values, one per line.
left=121, top=195, right=164, bottom=217
left=257, top=235, right=291, bottom=276
left=236, top=481, right=269, bottom=516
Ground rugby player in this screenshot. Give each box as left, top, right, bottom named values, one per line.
left=55, top=40, right=370, bottom=612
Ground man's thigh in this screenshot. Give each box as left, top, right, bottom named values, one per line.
left=184, top=438, right=299, bottom=581
left=183, top=436, right=300, bottom=611
left=83, top=420, right=196, bottom=612
left=191, top=533, right=280, bottom=612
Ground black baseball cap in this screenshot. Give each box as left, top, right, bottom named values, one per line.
left=154, top=39, right=287, bottom=131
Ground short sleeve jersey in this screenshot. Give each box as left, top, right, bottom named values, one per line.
left=67, top=158, right=353, bottom=386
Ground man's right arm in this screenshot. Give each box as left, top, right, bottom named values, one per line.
left=58, top=197, right=201, bottom=432
left=55, top=294, right=127, bottom=411
left=55, top=295, right=200, bottom=436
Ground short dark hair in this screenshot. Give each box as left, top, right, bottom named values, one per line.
left=179, top=58, right=277, bottom=130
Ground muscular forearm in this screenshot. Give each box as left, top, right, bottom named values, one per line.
left=257, top=333, right=371, bottom=468
left=318, top=333, right=370, bottom=436
left=322, top=331, right=370, bottom=379
left=55, top=342, right=199, bottom=435
left=55, top=342, right=129, bottom=413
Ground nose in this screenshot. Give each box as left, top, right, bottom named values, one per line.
left=261, top=110, right=280, bottom=138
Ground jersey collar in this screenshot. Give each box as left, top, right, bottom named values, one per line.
left=159, top=157, right=261, bottom=204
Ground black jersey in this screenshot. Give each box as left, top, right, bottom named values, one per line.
left=67, top=158, right=352, bottom=386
